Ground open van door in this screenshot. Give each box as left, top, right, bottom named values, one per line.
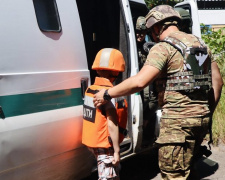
left=121, top=0, right=149, bottom=153
left=76, top=0, right=148, bottom=155
left=175, top=0, right=201, bottom=37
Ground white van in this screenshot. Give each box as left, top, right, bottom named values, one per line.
left=0, top=0, right=200, bottom=179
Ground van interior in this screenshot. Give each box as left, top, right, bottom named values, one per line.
left=76, top=0, right=157, bottom=154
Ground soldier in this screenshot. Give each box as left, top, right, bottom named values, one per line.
left=136, top=16, right=158, bottom=144
left=136, top=16, right=148, bottom=68
left=93, top=5, right=223, bottom=179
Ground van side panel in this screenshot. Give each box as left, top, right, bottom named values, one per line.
left=0, top=0, right=88, bottom=74
left=0, top=108, right=95, bottom=180
left=0, top=0, right=93, bottom=179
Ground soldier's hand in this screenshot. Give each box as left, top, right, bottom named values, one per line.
left=93, top=89, right=107, bottom=107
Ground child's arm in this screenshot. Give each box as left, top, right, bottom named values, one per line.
left=105, top=102, right=120, bottom=166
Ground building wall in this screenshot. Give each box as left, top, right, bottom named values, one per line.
left=198, top=10, right=225, bottom=31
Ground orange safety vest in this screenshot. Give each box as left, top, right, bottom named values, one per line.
left=82, top=77, right=128, bottom=148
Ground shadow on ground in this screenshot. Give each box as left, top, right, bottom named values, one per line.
left=82, top=147, right=160, bottom=180
left=197, top=157, right=219, bottom=180
left=120, top=147, right=160, bottom=180
left=82, top=148, right=219, bottom=180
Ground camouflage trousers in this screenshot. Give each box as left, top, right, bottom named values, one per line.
left=156, top=116, right=210, bottom=180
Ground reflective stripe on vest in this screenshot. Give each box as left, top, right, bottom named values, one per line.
left=83, top=95, right=96, bottom=123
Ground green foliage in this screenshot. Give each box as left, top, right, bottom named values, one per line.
left=145, top=0, right=182, bottom=9
left=201, top=24, right=225, bottom=144
left=201, top=24, right=225, bottom=76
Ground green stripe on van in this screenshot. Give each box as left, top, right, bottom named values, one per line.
left=0, top=88, right=83, bottom=118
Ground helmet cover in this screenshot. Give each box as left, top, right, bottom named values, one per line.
left=145, top=5, right=181, bottom=29
left=136, top=16, right=147, bottom=31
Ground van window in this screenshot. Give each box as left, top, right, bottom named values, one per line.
left=175, top=5, right=193, bottom=34
left=33, top=0, right=62, bottom=32
left=174, top=7, right=193, bottom=34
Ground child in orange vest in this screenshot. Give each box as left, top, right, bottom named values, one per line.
left=82, top=48, right=127, bottom=180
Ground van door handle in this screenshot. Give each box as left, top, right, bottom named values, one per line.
left=81, top=78, right=88, bottom=99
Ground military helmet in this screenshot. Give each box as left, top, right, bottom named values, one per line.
left=145, top=5, right=181, bottom=29
left=136, top=16, right=147, bottom=31
left=92, top=48, right=125, bottom=72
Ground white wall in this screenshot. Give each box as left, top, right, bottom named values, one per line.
left=198, top=10, right=225, bottom=25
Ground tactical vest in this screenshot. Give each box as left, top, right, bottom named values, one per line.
left=82, top=84, right=128, bottom=148
left=158, top=36, right=212, bottom=92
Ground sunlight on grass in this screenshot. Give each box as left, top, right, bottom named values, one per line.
left=201, top=26, right=225, bottom=145
left=212, top=82, right=225, bottom=145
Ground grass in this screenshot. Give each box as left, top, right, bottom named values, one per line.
left=201, top=26, right=225, bottom=145
left=207, top=52, right=225, bottom=145
left=212, top=77, right=225, bottom=145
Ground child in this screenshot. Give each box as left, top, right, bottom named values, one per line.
left=82, top=48, right=126, bottom=180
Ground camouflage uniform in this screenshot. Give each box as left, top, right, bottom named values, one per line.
left=136, top=16, right=158, bottom=141
left=136, top=16, right=148, bottom=69
left=145, top=31, right=213, bottom=179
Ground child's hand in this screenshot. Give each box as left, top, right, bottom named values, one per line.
left=112, top=152, right=120, bottom=166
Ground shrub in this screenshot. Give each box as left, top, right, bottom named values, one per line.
left=201, top=24, right=225, bottom=145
